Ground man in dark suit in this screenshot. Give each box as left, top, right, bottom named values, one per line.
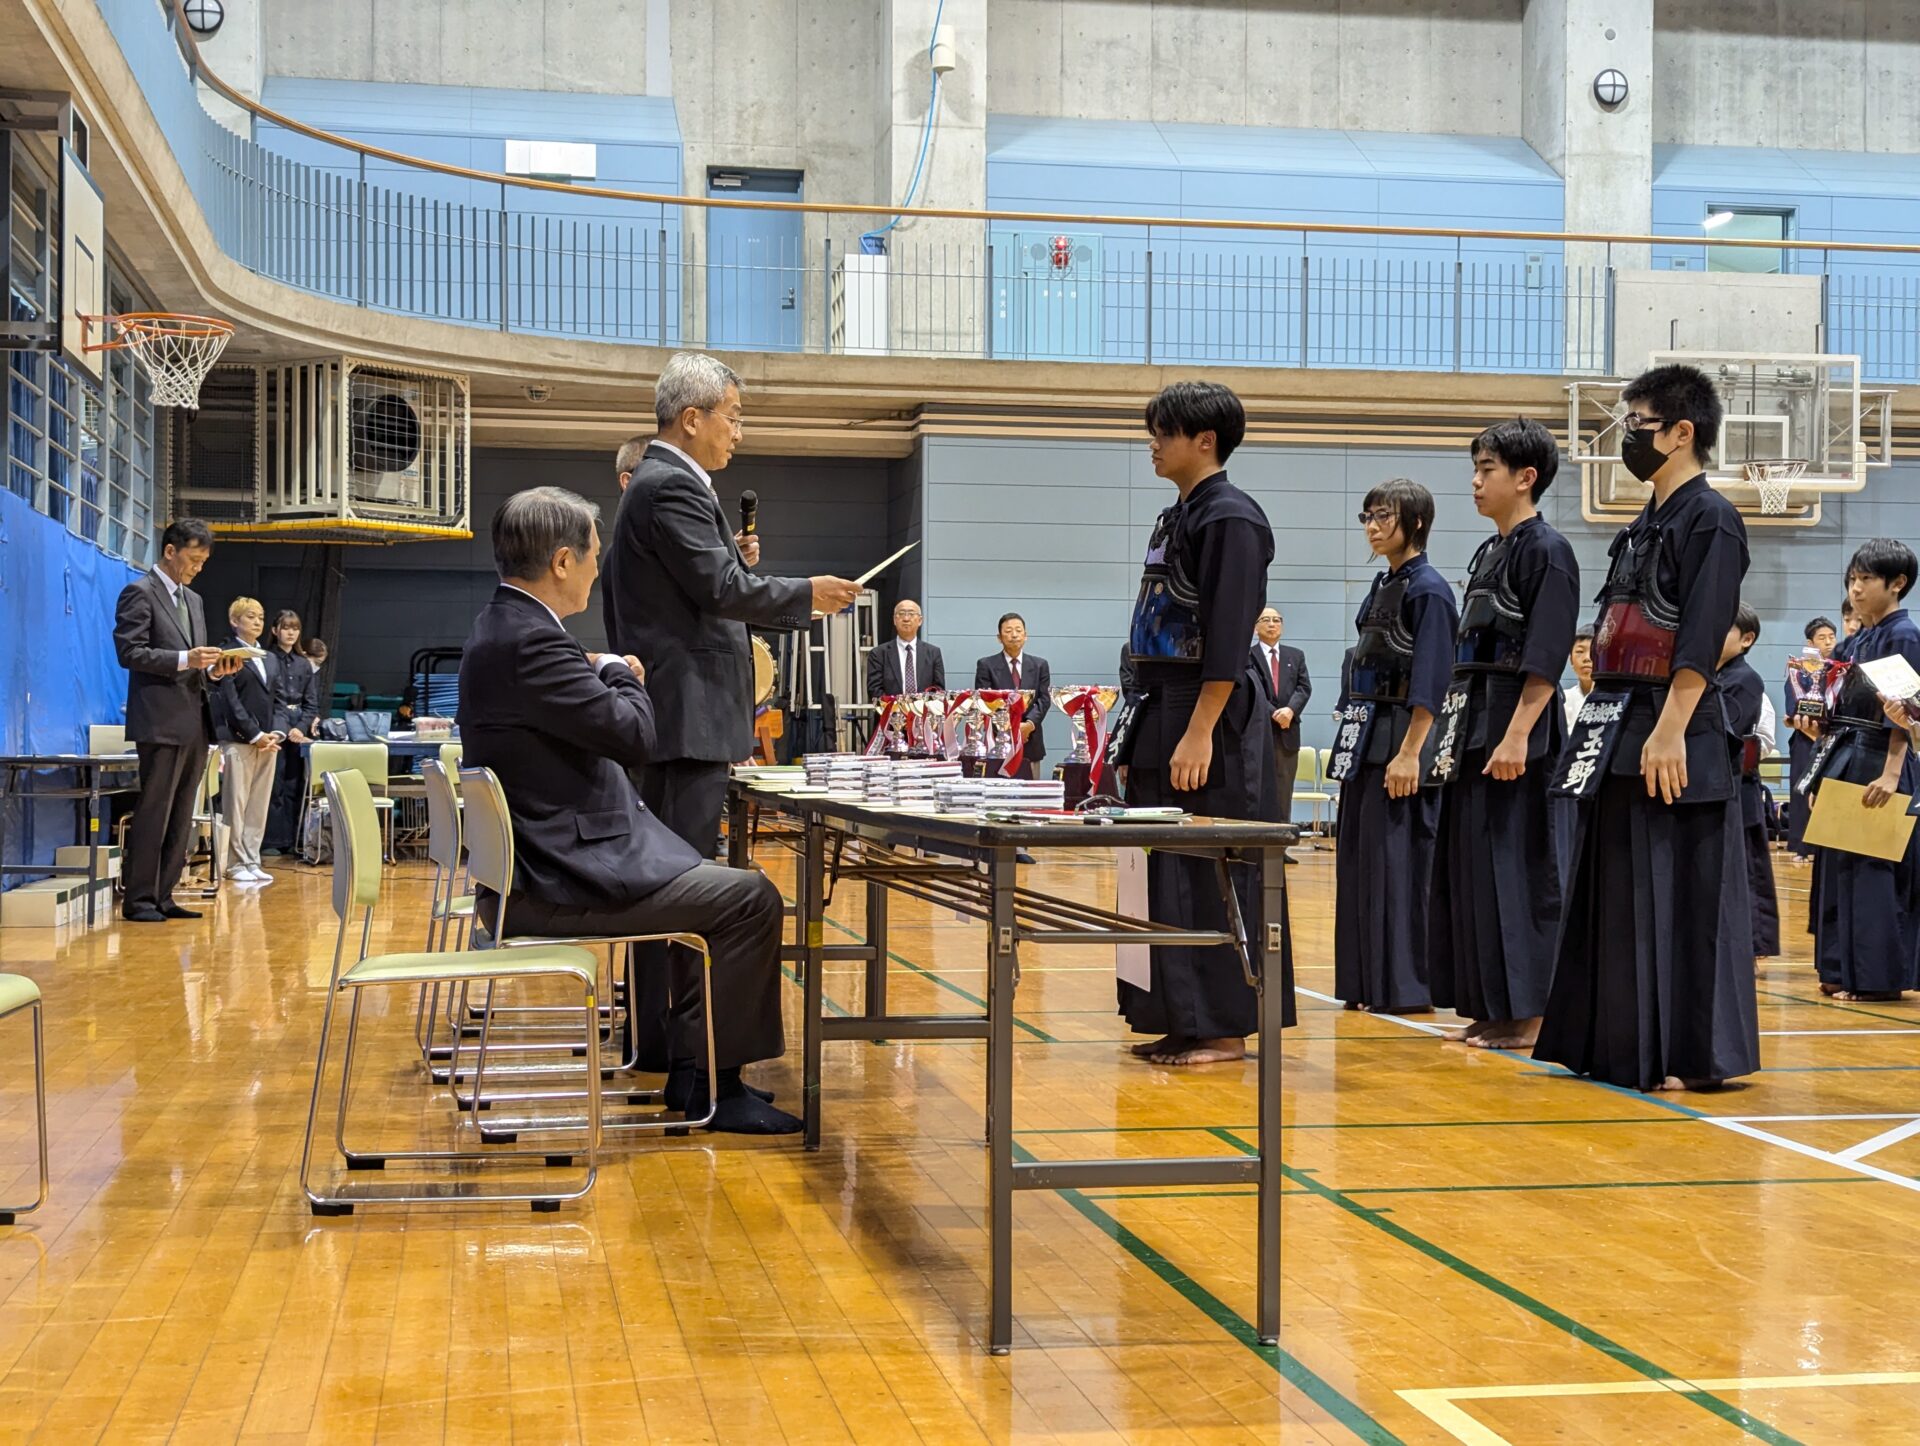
left=866, top=599, right=945, bottom=699
left=602, top=352, right=859, bottom=1072
left=462, top=486, right=799, bottom=1133
left=973, top=612, right=1052, bottom=777
left=113, top=518, right=242, bottom=922
left=1250, top=606, right=1312, bottom=822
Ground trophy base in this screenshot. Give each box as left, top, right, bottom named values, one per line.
left=959, top=752, right=989, bottom=778
left=1060, top=760, right=1093, bottom=808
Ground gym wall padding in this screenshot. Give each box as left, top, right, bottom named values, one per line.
left=0, top=487, right=140, bottom=889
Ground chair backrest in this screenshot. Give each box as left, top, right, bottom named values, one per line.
left=458, top=765, right=516, bottom=932
left=88, top=724, right=129, bottom=754
left=421, top=759, right=462, bottom=870
left=322, top=769, right=384, bottom=919
left=199, top=746, right=222, bottom=810
left=1298, top=746, right=1321, bottom=789
left=438, top=742, right=464, bottom=775
left=309, top=741, right=390, bottom=798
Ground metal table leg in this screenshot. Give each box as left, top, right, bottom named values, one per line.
left=1258, top=845, right=1286, bottom=1346
left=727, top=786, right=749, bottom=868
left=987, top=846, right=1017, bottom=1355
left=864, top=877, right=889, bottom=1017
left=802, top=811, right=827, bottom=1152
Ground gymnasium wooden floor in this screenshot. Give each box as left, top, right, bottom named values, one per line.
left=2, top=838, right=1919, bottom=1445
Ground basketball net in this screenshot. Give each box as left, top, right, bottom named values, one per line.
left=1742, top=459, right=1807, bottom=516
left=90, top=314, right=234, bottom=409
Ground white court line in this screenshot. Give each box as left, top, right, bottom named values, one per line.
left=1295, top=986, right=1455, bottom=1037
left=1701, top=1117, right=1920, bottom=1195
left=1719, top=1112, right=1920, bottom=1123
left=1761, top=1027, right=1920, bottom=1036
left=1836, top=1115, right=1920, bottom=1162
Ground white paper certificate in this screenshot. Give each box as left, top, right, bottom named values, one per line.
left=1115, top=846, right=1153, bottom=990
left=1859, top=653, right=1920, bottom=702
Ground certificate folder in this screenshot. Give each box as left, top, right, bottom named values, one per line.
left=1806, top=778, right=1918, bottom=861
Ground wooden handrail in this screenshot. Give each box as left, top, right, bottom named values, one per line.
left=157, top=0, right=1920, bottom=257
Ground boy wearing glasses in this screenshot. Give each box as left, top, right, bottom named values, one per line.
left=1333, top=478, right=1459, bottom=1014
left=1534, top=364, right=1760, bottom=1091
left=1429, top=419, right=1580, bottom=1051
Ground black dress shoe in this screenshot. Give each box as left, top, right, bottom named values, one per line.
left=122, top=907, right=167, bottom=924
left=159, top=902, right=203, bottom=919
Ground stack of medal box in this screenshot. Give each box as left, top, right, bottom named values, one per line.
left=933, top=776, right=1067, bottom=814
left=802, top=753, right=869, bottom=794
left=864, top=758, right=962, bottom=807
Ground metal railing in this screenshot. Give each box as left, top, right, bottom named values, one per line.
left=92, top=0, right=1920, bottom=381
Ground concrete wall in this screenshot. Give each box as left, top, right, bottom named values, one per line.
left=1653, top=1, right=1920, bottom=153
left=194, top=448, right=891, bottom=696
left=987, top=0, right=1526, bottom=134
left=261, top=0, right=649, bottom=94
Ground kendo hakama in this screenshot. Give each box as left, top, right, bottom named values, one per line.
left=1534, top=474, right=1761, bottom=1090
left=1120, top=472, right=1298, bottom=1039
left=1785, top=703, right=1816, bottom=855
left=1430, top=517, right=1580, bottom=1025
left=1333, top=553, right=1459, bottom=1012
left=1720, top=655, right=1781, bottom=958
left=1807, top=609, right=1920, bottom=996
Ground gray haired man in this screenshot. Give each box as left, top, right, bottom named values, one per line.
left=602, top=352, right=860, bottom=1088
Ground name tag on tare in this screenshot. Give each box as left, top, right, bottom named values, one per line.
left=1550, top=691, right=1630, bottom=799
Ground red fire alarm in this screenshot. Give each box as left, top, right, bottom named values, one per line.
left=1049, top=234, right=1073, bottom=271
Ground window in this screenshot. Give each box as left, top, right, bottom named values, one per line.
left=1705, top=207, right=1793, bottom=276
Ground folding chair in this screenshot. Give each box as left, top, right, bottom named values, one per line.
left=0, top=976, right=48, bottom=1225
left=298, top=768, right=602, bottom=1216
left=305, top=742, right=396, bottom=862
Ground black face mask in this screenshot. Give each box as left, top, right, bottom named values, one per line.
left=1620, top=426, right=1671, bottom=483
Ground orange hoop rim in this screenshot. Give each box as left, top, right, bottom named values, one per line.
left=80, top=312, right=236, bottom=353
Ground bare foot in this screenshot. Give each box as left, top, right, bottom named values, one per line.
left=1151, top=1037, right=1247, bottom=1066
left=1819, top=982, right=1842, bottom=996
left=1343, top=1000, right=1363, bottom=1011
left=1130, top=1035, right=1187, bottom=1058
left=1652, top=1076, right=1686, bottom=1091
left=1469, top=1018, right=1542, bottom=1050
left=1836, top=991, right=1905, bottom=1003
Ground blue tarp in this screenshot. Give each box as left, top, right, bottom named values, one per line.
left=0, top=487, right=140, bottom=889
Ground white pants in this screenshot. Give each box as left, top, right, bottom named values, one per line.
left=222, top=743, right=278, bottom=870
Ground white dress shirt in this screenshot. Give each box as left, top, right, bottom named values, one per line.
left=1756, top=693, right=1778, bottom=756
left=897, top=637, right=921, bottom=691
left=1563, top=683, right=1589, bottom=730
left=651, top=439, right=713, bottom=491
left=1260, top=643, right=1288, bottom=705
left=151, top=566, right=192, bottom=673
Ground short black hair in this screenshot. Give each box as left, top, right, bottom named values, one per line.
left=1804, top=616, right=1836, bottom=641
left=160, top=518, right=214, bottom=553
left=1470, top=417, right=1561, bottom=499
left=1620, top=363, right=1722, bottom=460
left=1846, top=537, right=1918, bottom=600
left=1841, top=599, right=1856, bottom=617
left=1733, top=602, right=1761, bottom=652
left=1573, top=624, right=1595, bottom=645
left=1145, top=381, right=1246, bottom=463
left=492, top=486, right=600, bottom=580
left=997, top=612, right=1025, bottom=631
left=1361, top=478, right=1435, bottom=552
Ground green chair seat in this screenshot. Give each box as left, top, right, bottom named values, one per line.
left=0, top=973, right=41, bottom=1018
left=340, top=944, right=596, bottom=991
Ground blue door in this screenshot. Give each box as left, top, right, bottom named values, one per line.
left=706, top=170, right=804, bottom=352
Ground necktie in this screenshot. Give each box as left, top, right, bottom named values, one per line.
left=904, top=643, right=916, bottom=693
left=1009, top=657, right=1021, bottom=691
left=174, top=587, right=191, bottom=645
left=1270, top=647, right=1281, bottom=697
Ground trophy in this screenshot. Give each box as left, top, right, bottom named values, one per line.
left=948, top=691, right=992, bottom=775
left=904, top=691, right=947, bottom=758
left=864, top=695, right=912, bottom=757
left=1052, top=685, right=1120, bottom=806
left=974, top=689, right=1035, bottom=776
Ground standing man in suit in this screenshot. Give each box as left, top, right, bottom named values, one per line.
left=463, top=487, right=798, bottom=1132
left=974, top=613, right=1052, bottom=777
left=603, top=351, right=860, bottom=1074
left=113, top=518, right=242, bottom=923
left=1250, top=607, right=1311, bottom=822
left=866, top=599, right=945, bottom=699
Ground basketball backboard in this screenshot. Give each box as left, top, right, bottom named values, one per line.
left=1567, top=352, right=1895, bottom=529
left=60, top=140, right=105, bottom=382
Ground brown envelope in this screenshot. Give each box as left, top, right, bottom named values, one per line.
left=1806, top=778, right=1918, bottom=861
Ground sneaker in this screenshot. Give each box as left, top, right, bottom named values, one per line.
left=225, top=865, right=254, bottom=882
left=245, top=867, right=274, bottom=885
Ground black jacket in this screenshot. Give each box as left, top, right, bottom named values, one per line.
left=114, top=569, right=213, bottom=746
left=1250, top=642, right=1312, bottom=752
left=867, top=637, right=946, bottom=698
left=459, top=586, right=700, bottom=913
left=601, top=443, right=813, bottom=764
left=211, top=641, right=275, bottom=744
left=973, top=652, right=1053, bottom=761
left=266, top=646, right=322, bottom=735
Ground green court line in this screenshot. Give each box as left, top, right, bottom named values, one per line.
left=1203, top=1131, right=1806, bottom=1446
left=779, top=963, right=852, bottom=1018
left=1755, top=986, right=1919, bottom=1027
left=1081, top=1175, right=1867, bottom=1202
left=1010, top=1139, right=1404, bottom=1446
left=1014, top=1116, right=1680, bottom=1136
left=1760, top=1065, right=1920, bottom=1073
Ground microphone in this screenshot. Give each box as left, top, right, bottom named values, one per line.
left=739, top=489, right=759, bottom=536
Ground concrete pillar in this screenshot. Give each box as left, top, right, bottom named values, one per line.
left=878, top=0, right=986, bottom=357
left=1524, top=0, right=1653, bottom=277
left=193, top=0, right=266, bottom=137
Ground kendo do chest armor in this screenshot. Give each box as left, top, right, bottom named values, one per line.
left=1826, top=655, right=1886, bottom=730
left=1349, top=570, right=1416, bottom=704
left=1127, top=503, right=1204, bottom=666
left=1591, top=521, right=1678, bottom=683
left=1454, top=534, right=1527, bottom=673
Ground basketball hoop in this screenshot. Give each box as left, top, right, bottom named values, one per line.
left=82, top=313, right=234, bottom=409
left=1742, top=459, right=1808, bottom=516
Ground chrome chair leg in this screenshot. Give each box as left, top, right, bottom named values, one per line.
left=0, top=1000, right=49, bottom=1224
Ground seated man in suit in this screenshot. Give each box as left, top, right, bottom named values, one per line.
left=866, top=599, right=945, bottom=701
left=113, top=517, right=242, bottom=923
left=974, top=612, right=1052, bottom=777
left=459, top=485, right=798, bottom=1134
left=1250, top=607, right=1312, bottom=822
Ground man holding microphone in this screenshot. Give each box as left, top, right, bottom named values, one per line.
left=603, top=352, right=860, bottom=1123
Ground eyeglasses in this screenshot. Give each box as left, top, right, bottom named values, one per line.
left=1620, top=412, right=1667, bottom=431
left=703, top=408, right=745, bottom=433
left=1358, top=508, right=1397, bottom=528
